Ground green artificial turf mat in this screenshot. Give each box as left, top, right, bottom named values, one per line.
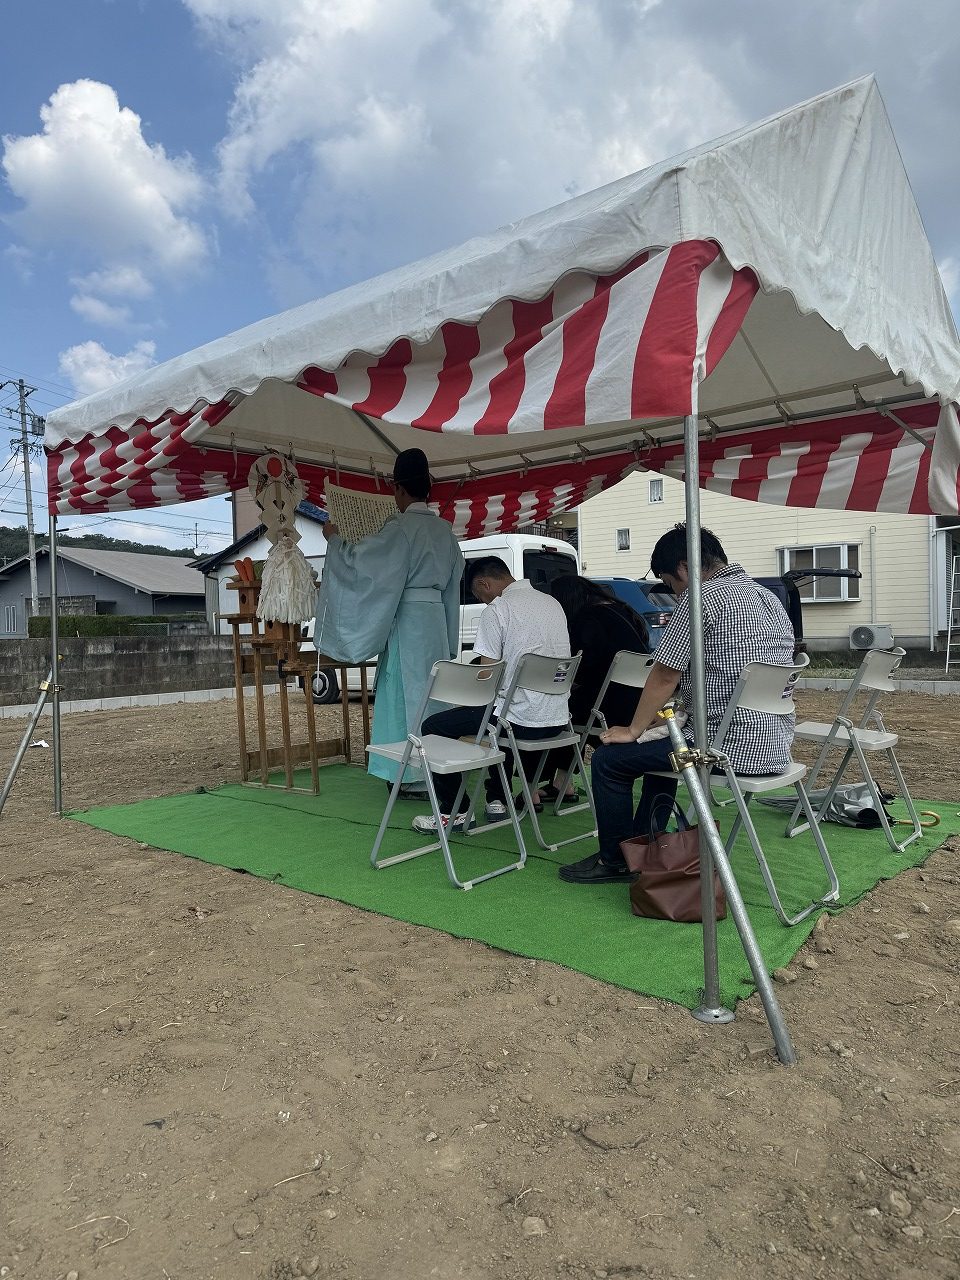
left=70, top=766, right=960, bottom=1009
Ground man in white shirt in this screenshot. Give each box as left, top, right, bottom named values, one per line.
left=411, top=556, right=571, bottom=833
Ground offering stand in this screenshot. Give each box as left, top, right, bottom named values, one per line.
left=225, top=578, right=373, bottom=793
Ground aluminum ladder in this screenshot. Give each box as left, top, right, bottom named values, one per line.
left=947, top=555, right=960, bottom=673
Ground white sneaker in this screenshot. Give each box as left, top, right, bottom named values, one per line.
left=485, top=800, right=508, bottom=820
left=411, top=812, right=469, bottom=834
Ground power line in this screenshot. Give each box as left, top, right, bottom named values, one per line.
left=1, top=502, right=233, bottom=534
left=0, top=463, right=24, bottom=504
left=0, top=362, right=73, bottom=400
left=0, top=400, right=45, bottom=437
left=101, top=515, right=232, bottom=541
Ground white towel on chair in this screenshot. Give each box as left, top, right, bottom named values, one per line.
left=636, top=708, right=687, bottom=743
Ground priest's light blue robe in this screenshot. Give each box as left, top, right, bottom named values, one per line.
left=313, top=503, right=464, bottom=784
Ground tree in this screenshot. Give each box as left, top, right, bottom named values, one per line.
left=0, top=526, right=197, bottom=565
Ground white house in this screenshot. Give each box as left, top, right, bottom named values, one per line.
left=577, top=471, right=958, bottom=652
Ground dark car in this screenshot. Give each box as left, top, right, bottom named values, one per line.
left=759, top=568, right=861, bottom=652
left=595, top=569, right=860, bottom=659
left=588, top=576, right=675, bottom=651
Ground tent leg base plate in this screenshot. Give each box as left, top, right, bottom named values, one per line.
left=692, top=1004, right=735, bottom=1025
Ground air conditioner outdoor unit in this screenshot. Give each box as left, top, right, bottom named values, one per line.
left=849, top=623, right=895, bottom=651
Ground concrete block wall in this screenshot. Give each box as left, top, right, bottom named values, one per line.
left=0, top=636, right=238, bottom=707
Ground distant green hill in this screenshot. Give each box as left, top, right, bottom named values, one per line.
left=0, top=525, right=196, bottom=564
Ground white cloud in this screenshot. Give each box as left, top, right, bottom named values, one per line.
left=178, top=0, right=960, bottom=314
left=3, top=243, right=34, bottom=283
left=71, top=266, right=154, bottom=299
left=58, top=339, right=157, bottom=397
left=182, top=0, right=737, bottom=288
left=69, top=294, right=133, bottom=328
left=2, top=80, right=208, bottom=276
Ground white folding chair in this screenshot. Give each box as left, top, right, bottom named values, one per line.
left=553, top=649, right=657, bottom=811
left=470, top=651, right=598, bottom=852
left=785, top=646, right=923, bottom=853
left=367, top=659, right=527, bottom=890
left=662, top=657, right=840, bottom=926
left=577, top=650, right=657, bottom=744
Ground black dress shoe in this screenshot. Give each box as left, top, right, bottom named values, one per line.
left=558, top=852, right=633, bottom=883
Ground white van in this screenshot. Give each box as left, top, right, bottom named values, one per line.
left=458, top=532, right=579, bottom=654
left=306, top=532, right=579, bottom=702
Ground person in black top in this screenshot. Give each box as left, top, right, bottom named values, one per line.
left=534, top=576, right=650, bottom=806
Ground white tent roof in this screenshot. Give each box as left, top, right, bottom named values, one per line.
left=45, top=76, right=960, bottom=521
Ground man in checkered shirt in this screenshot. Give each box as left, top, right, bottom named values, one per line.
left=560, top=523, right=795, bottom=883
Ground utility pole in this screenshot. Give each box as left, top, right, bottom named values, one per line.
left=18, top=380, right=39, bottom=618
left=0, top=378, right=40, bottom=617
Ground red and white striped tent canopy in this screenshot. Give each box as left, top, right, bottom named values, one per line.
left=45, top=76, right=960, bottom=533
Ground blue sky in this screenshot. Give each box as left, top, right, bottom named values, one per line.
left=2, top=0, right=959, bottom=554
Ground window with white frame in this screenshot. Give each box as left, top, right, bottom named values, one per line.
left=648, top=477, right=664, bottom=504
left=777, top=544, right=861, bottom=601
left=3, top=604, right=16, bottom=633
left=616, top=528, right=631, bottom=552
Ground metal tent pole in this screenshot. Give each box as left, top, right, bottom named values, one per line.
left=661, top=708, right=797, bottom=1064
left=0, top=670, right=53, bottom=817
left=682, top=408, right=732, bottom=1025
left=49, top=512, right=63, bottom=815
left=680, top=405, right=795, bottom=1061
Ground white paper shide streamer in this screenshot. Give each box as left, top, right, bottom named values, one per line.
left=249, top=452, right=317, bottom=623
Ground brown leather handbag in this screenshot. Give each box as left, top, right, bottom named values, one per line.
left=621, top=801, right=726, bottom=924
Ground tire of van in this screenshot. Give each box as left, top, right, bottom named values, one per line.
left=312, top=668, right=341, bottom=704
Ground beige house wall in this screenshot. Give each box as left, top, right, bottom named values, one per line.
left=577, top=472, right=932, bottom=645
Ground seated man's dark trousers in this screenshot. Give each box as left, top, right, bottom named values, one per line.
left=421, top=706, right=565, bottom=815
left=590, top=738, right=680, bottom=867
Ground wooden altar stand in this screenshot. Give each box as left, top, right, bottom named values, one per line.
left=225, top=579, right=373, bottom=794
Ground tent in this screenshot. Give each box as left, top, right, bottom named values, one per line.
left=42, top=75, right=960, bottom=1059
left=46, top=75, right=960, bottom=529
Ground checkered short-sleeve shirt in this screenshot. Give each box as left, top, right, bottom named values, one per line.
left=655, top=563, right=795, bottom=774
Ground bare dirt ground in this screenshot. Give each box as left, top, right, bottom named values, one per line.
left=1, top=690, right=958, bottom=1280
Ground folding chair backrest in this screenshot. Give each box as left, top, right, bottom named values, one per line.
left=511, top=651, right=581, bottom=697
left=711, top=655, right=808, bottom=751
left=579, top=650, right=657, bottom=734
left=420, top=660, right=505, bottom=724
left=828, top=645, right=905, bottom=727
left=856, top=646, right=905, bottom=692
left=607, top=650, right=657, bottom=690
left=736, top=657, right=808, bottom=715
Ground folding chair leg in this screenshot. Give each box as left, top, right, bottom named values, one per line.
left=728, top=787, right=839, bottom=927
left=517, top=745, right=597, bottom=852
left=554, top=757, right=593, bottom=818
left=848, top=739, right=923, bottom=854
left=789, top=781, right=841, bottom=911
left=370, top=771, right=407, bottom=867
left=437, top=761, right=527, bottom=890
left=371, top=746, right=447, bottom=871
left=883, top=747, right=923, bottom=848
left=785, top=745, right=856, bottom=839
left=470, top=736, right=597, bottom=852
left=789, top=734, right=925, bottom=855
